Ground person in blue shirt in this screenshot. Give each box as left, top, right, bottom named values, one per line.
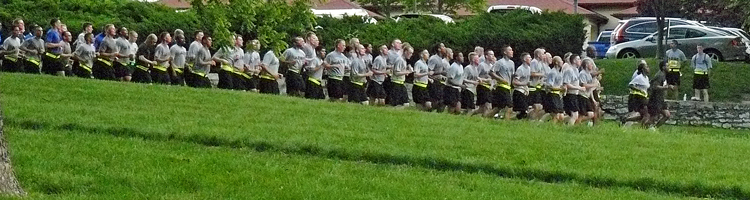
left=43, top=18, right=64, bottom=75
left=93, top=25, right=106, bottom=50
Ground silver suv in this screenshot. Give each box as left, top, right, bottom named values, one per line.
left=610, top=17, right=704, bottom=45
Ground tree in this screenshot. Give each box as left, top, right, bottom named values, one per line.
left=401, top=0, right=486, bottom=15
left=354, top=0, right=401, bottom=18
left=680, top=0, right=748, bottom=28
left=637, top=0, right=682, bottom=59
left=0, top=103, right=25, bottom=196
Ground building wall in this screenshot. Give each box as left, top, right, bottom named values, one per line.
left=583, top=18, right=600, bottom=43
left=588, top=6, right=632, bottom=32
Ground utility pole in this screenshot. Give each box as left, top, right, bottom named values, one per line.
left=574, top=0, right=578, bottom=14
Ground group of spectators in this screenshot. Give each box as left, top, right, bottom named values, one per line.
left=0, top=17, right=713, bottom=128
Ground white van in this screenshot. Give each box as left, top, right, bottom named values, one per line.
left=486, top=5, right=542, bottom=14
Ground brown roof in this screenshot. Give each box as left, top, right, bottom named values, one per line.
left=611, top=6, right=639, bottom=18
left=158, top=0, right=192, bottom=9
left=478, top=0, right=608, bottom=22
left=576, top=0, right=636, bottom=5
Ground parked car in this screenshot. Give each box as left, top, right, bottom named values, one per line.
left=486, top=5, right=542, bottom=15
left=717, top=27, right=750, bottom=57
left=587, top=31, right=612, bottom=59
left=606, top=25, right=747, bottom=62
left=610, top=17, right=705, bottom=45
left=393, top=14, right=454, bottom=24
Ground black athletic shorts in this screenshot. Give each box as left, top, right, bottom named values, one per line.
left=348, top=83, right=368, bottom=103
left=93, top=58, right=116, bottom=80
left=367, top=80, right=387, bottom=99
left=305, top=78, right=325, bottom=100
left=693, top=74, right=709, bottom=89
left=476, top=85, right=492, bottom=105
left=72, top=60, right=92, bottom=78
left=412, top=84, right=430, bottom=104
left=628, top=94, right=648, bottom=112
left=132, top=65, right=153, bottom=84
left=648, top=96, right=666, bottom=115
left=151, top=67, right=171, bottom=84
left=230, top=72, right=252, bottom=90
left=114, top=61, right=133, bottom=78
left=217, top=69, right=236, bottom=89
left=547, top=93, right=564, bottom=114
left=286, top=71, right=305, bottom=94
left=666, top=71, right=680, bottom=85
left=443, top=86, right=461, bottom=106
left=529, top=90, right=544, bottom=105
left=259, top=78, right=280, bottom=94
left=1, top=56, right=21, bottom=72
left=42, top=53, right=63, bottom=74
left=389, top=82, right=409, bottom=106
left=428, top=81, right=444, bottom=103
left=461, top=90, right=476, bottom=109
left=343, top=76, right=353, bottom=97
left=492, top=87, right=513, bottom=108
left=327, top=78, right=345, bottom=99
left=169, top=67, right=185, bottom=85
left=22, top=58, right=41, bottom=74
left=563, top=94, right=580, bottom=116
left=512, top=90, right=528, bottom=112
left=577, top=95, right=593, bottom=115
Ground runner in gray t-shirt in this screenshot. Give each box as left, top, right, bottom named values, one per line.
left=368, top=45, right=389, bottom=106
left=512, top=53, right=532, bottom=119
left=462, top=53, right=481, bottom=115
left=20, top=27, right=45, bottom=73
left=527, top=48, right=547, bottom=120
left=487, top=46, right=516, bottom=120
left=413, top=50, right=432, bottom=111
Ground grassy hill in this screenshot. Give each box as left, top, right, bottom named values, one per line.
left=1, top=73, right=749, bottom=199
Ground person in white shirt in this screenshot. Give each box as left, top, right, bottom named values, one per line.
left=169, top=33, right=187, bottom=85
left=621, top=60, right=651, bottom=128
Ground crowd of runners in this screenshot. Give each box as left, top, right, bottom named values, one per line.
left=0, top=18, right=713, bottom=128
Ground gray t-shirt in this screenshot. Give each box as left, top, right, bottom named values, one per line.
left=391, top=56, right=408, bottom=82
left=370, top=55, right=387, bottom=84
left=74, top=43, right=96, bottom=67
left=154, top=43, right=171, bottom=67
left=261, top=50, right=280, bottom=78
left=529, top=59, right=545, bottom=89
left=350, top=56, right=368, bottom=84
left=305, top=57, right=324, bottom=81
left=324, top=51, right=349, bottom=79
left=492, top=58, right=515, bottom=87
left=2, top=37, right=22, bottom=58
left=547, top=68, right=564, bottom=92
left=61, top=41, right=72, bottom=68
left=562, top=66, right=581, bottom=95
left=283, top=47, right=306, bottom=72
left=463, top=65, right=479, bottom=94
left=115, top=37, right=131, bottom=64
left=187, top=41, right=202, bottom=63
left=514, top=64, right=531, bottom=94
left=230, top=47, right=245, bottom=70
left=22, top=37, right=45, bottom=60
left=414, top=59, right=429, bottom=84
left=244, top=51, right=261, bottom=72
left=98, top=36, right=119, bottom=60
left=578, top=69, right=594, bottom=97
left=691, top=53, right=712, bottom=73
left=194, top=47, right=212, bottom=75
left=386, top=49, right=402, bottom=67
left=447, top=62, right=464, bottom=87
left=170, top=44, right=187, bottom=68
left=666, top=49, right=687, bottom=61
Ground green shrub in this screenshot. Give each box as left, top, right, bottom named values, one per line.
left=316, top=11, right=586, bottom=59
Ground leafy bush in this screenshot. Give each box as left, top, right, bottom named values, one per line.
left=316, top=11, right=586, bottom=60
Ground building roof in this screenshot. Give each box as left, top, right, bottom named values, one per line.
left=611, top=6, right=639, bottom=18
left=472, top=0, right=608, bottom=23
left=158, top=0, right=191, bottom=9
left=576, top=0, right=637, bottom=6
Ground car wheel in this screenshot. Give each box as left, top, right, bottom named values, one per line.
left=618, top=49, right=639, bottom=59
left=704, top=49, right=723, bottom=62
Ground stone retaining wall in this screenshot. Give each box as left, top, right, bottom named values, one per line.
left=600, top=95, right=750, bottom=129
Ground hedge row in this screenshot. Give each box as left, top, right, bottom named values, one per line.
left=316, top=11, right=587, bottom=61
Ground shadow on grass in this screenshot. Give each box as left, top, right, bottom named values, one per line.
left=9, top=119, right=749, bottom=199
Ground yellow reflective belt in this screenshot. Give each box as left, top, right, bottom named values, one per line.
left=630, top=89, right=648, bottom=98
left=329, top=76, right=343, bottom=81
left=289, top=68, right=300, bottom=74
left=495, top=83, right=511, bottom=90
left=220, top=64, right=234, bottom=71
left=172, top=68, right=183, bottom=74
left=550, top=90, right=561, bottom=95
left=192, top=71, right=206, bottom=77
left=27, top=58, right=41, bottom=66
left=153, top=65, right=168, bottom=72
left=80, top=64, right=92, bottom=73
left=260, top=74, right=275, bottom=80
left=391, top=80, right=405, bottom=85
left=667, top=60, right=680, bottom=71
left=694, top=71, right=708, bottom=75
left=136, top=65, right=149, bottom=71
left=4, top=56, right=17, bottom=62
left=351, top=81, right=365, bottom=86
left=480, top=83, right=492, bottom=89
left=45, top=52, right=60, bottom=59
left=97, top=58, right=112, bottom=66
left=308, top=77, right=321, bottom=85
left=440, top=80, right=446, bottom=85
left=414, top=81, right=428, bottom=88
left=528, top=87, right=537, bottom=92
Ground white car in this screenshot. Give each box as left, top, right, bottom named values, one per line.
left=486, top=5, right=542, bottom=14
left=393, top=14, right=454, bottom=24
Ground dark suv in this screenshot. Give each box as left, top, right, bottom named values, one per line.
left=610, top=17, right=704, bottom=45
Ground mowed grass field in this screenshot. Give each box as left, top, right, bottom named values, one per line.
left=1, top=73, right=749, bottom=199
left=596, top=58, right=750, bottom=102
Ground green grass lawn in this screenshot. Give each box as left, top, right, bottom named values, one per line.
left=1, top=73, right=750, bottom=198
left=595, top=59, right=750, bottom=102
left=5, top=127, right=683, bottom=199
